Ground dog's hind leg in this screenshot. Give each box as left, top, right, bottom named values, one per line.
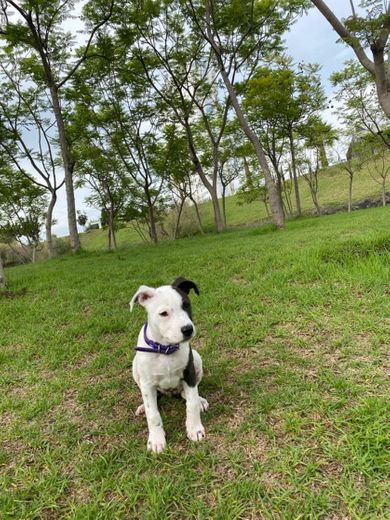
left=135, top=403, right=145, bottom=416
left=180, top=391, right=209, bottom=412
left=199, top=396, right=209, bottom=412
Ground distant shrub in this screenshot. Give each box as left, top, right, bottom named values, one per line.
left=164, top=203, right=203, bottom=239
left=52, top=236, right=72, bottom=256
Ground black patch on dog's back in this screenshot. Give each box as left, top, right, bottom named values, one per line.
left=183, top=346, right=197, bottom=387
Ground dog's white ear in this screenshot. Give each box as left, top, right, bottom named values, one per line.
left=130, top=285, right=156, bottom=311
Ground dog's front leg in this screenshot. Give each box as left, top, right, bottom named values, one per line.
left=140, top=384, right=166, bottom=454
left=182, top=382, right=205, bottom=442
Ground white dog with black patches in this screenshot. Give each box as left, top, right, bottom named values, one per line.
left=130, top=277, right=208, bottom=454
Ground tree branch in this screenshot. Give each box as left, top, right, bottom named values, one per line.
left=310, top=0, right=375, bottom=75
left=57, top=0, right=114, bottom=89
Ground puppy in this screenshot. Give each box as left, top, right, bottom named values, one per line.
left=130, top=277, right=208, bottom=453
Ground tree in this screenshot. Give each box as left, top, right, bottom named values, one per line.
left=0, top=0, right=114, bottom=252
left=337, top=140, right=364, bottom=212
left=332, top=59, right=390, bottom=208
left=332, top=60, right=390, bottom=149
left=364, top=141, right=390, bottom=206
left=189, top=0, right=302, bottom=228
left=76, top=150, right=133, bottom=250
left=0, top=58, right=64, bottom=258
left=162, top=124, right=204, bottom=238
left=237, top=174, right=271, bottom=218
left=77, top=211, right=88, bottom=229
left=122, top=0, right=231, bottom=232
left=71, top=43, right=168, bottom=244
left=298, top=115, right=338, bottom=168
left=243, top=61, right=327, bottom=216
left=0, top=164, right=47, bottom=263
left=218, top=121, right=247, bottom=226
left=311, top=0, right=390, bottom=119
left=298, top=151, right=321, bottom=214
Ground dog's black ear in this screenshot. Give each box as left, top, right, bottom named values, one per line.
left=172, top=277, right=199, bottom=296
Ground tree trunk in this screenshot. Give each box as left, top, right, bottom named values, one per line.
left=148, top=203, right=158, bottom=244
left=0, top=254, right=6, bottom=289
left=382, top=182, right=386, bottom=207
left=222, top=184, right=227, bottom=227
left=190, top=195, right=204, bottom=234
left=49, top=85, right=80, bottom=253
left=209, top=186, right=225, bottom=232
left=108, top=225, right=117, bottom=250
left=32, top=244, right=37, bottom=264
left=288, top=129, right=302, bottom=216
left=46, top=191, right=57, bottom=258
left=108, top=209, right=117, bottom=250
left=182, top=118, right=225, bottom=232
left=262, top=198, right=270, bottom=218
left=377, top=88, right=390, bottom=120
left=218, top=67, right=284, bottom=228
left=243, top=156, right=253, bottom=188
left=311, top=188, right=321, bottom=214
left=371, top=50, right=390, bottom=120
left=282, top=176, right=293, bottom=215
left=204, top=7, right=284, bottom=228
left=273, top=165, right=286, bottom=216
left=318, top=142, right=329, bottom=168
left=174, top=198, right=186, bottom=239
left=348, top=175, right=353, bottom=213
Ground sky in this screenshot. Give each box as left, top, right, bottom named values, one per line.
left=50, top=1, right=356, bottom=237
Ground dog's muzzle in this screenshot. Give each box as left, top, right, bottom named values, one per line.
left=181, top=324, right=194, bottom=340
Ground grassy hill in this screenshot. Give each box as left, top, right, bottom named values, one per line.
left=1, top=206, right=390, bottom=518
left=80, top=159, right=387, bottom=251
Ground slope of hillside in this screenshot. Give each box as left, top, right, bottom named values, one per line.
left=80, top=160, right=387, bottom=251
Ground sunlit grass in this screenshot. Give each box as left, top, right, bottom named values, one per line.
left=1, top=206, right=390, bottom=518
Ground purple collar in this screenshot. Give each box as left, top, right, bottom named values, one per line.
left=135, top=322, right=180, bottom=355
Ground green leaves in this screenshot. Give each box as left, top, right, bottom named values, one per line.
left=0, top=22, right=36, bottom=50
left=244, top=61, right=326, bottom=132
left=0, top=167, right=47, bottom=249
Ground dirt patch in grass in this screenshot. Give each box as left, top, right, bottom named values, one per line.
left=0, top=288, right=27, bottom=299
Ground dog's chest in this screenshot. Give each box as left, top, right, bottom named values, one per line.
left=151, top=358, right=186, bottom=393
left=135, top=347, right=189, bottom=393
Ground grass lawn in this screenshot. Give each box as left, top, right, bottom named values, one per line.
left=80, top=161, right=388, bottom=252
left=1, top=207, right=390, bottom=519
left=195, top=160, right=388, bottom=231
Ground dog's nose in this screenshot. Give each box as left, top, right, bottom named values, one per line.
left=181, top=324, right=194, bottom=339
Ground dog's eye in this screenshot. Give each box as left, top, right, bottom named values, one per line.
left=159, top=311, right=168, bottom=317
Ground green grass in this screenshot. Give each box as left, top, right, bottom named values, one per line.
left=80, top=159, right=387, bottom=252
left=192, top=160, right=387, bottom=229
left=1, top=207, right=390, bottom=518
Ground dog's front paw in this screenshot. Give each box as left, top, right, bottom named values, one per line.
left=187, top=422, right=205, bottom=442
left=147, top=431, right=166, bottom=454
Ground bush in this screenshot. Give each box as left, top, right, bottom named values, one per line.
left=163, top=202, right=203, bottom=239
